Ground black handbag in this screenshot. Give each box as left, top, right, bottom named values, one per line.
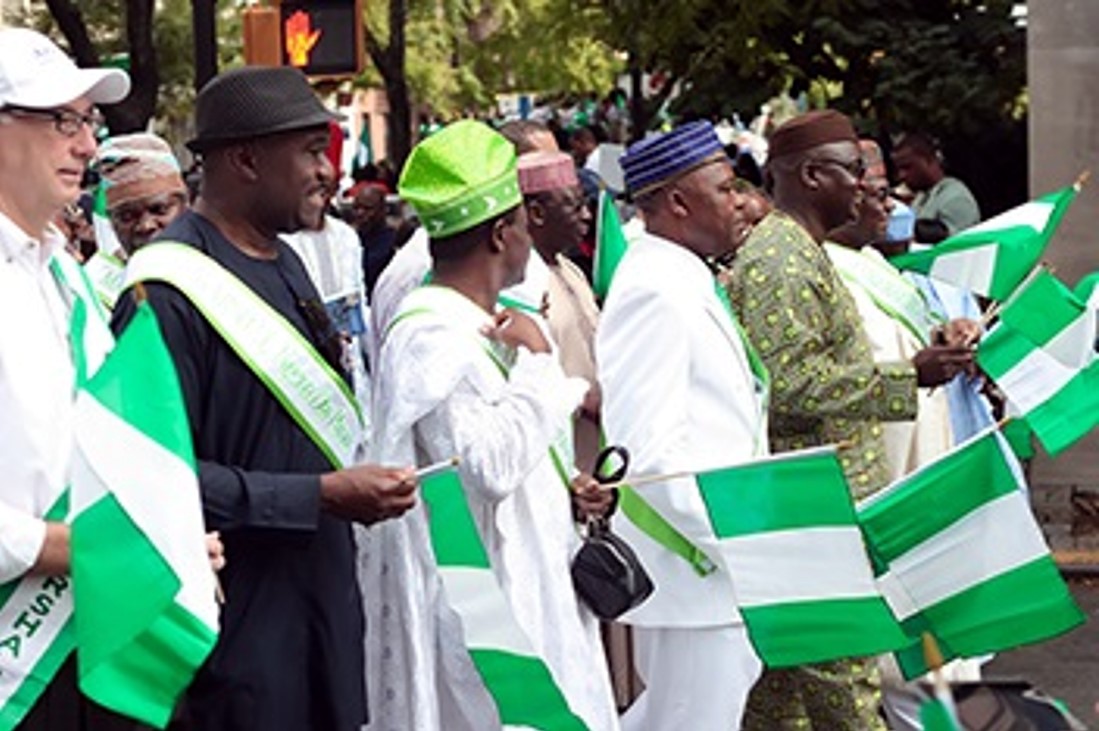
left=570, top=446, right=655, bottom=620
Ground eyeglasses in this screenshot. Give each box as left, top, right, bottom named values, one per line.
left=1, top=104, right=104, bottom=138
left=810, top=156, right=867, bottom=180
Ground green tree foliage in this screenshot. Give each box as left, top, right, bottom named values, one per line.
left=807, top=0, right=1026, bottom=140
left=589, top=0, right=1023, bottom=143
left=364, top=0, right=621, bottom=165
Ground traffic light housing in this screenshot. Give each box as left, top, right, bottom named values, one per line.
left=280, top=0, right=364, bottom=77
left=242, top=0, right=364, bottom=78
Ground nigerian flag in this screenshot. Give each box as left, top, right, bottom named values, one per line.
left=592, top=189, right=627, bottom=299
left=890, top=185, right=1078, bottom=301
left=70, top=302, right=218, bottom=728
left=351, top=121, right=373, bottom=176
left=421, top=468, right=587, bottom=730
left=857, top=428, right=1083, bottom=679
left=977, top=269, right=1099, bottom=456
left=697, top=447, right=907, bottom=667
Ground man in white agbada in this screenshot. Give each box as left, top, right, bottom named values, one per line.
left=598, top=121, right=767, bottom=730
left=823, top=139, right=976, bottom=481
left=361, top=120, right=619, bottom=730
left=282, top=176, right=372, bottom=410
left=835, top=147, right=1009, bottom=731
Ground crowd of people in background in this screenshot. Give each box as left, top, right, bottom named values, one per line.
left=4, top=22, right=1027, bottom=731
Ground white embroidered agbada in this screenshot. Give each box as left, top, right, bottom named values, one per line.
left=360, top=283, right=619, bottom=731
left=824, top=244, right=953, bottom=481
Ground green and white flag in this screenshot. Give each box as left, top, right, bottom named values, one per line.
left=857, top=428, right=1083, bottom=679
left=351, top=121, right=373, bottom=175
left=592, top=189, right=627, bottom=300
left=977, top=269, right=1099, bottom=456
left=420, top=468, right=587, bottom=730
left=890, top=185, right=1077, bottom=301
left=696, top=447, right=907, bottom=667
left=919, top=686, right=961, bottom=731
left=70, top=301, right=219, bottom=728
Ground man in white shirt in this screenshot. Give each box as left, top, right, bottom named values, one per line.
left=0, top=26, right=132, bottom=730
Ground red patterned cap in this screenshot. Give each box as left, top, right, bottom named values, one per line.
left=516, top=151, right=579, bottom=195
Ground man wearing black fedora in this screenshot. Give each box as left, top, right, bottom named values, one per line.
left=112, top=66, right=419, bottom=730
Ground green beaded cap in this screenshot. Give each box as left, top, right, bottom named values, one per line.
left=398, top=119, right=522, bottom=239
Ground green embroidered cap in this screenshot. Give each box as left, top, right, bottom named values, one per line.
left=398, top=120, right=523, bottom=239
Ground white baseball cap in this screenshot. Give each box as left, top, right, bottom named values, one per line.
left=0, top=28, right=130, bottom=109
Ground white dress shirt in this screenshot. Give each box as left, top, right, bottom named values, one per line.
left=0, top=212, right=77, bottom=583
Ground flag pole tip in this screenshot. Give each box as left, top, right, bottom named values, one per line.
left=1073, top=170, right=1091, bottom=192
left=921, top=632, right=945, bottom=671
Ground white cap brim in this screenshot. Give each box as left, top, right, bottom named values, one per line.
left=7, top=67, right=130, bottom=109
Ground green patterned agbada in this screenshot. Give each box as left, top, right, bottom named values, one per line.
left=727, top=210, right=917, bottom=498
left=727, top=210, right=919, bottom=731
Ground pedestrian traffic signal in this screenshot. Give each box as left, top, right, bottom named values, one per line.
left=279, top=0, right=363, bottom=77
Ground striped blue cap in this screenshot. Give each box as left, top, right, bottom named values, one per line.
left=621, top=121, right=726, bottom=198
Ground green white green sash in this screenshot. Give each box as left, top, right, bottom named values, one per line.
left=0, top=252, right=113, bottom=731
left=124, top=242, right=364, bottom=469
left=82, top=251, right=126, bottom=311
left=825, top=243, right=943, bottom=346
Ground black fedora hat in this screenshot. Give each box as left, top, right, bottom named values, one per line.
left=187, top=66, right=341, bottom=153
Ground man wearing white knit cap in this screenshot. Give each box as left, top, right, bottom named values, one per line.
left=84, top=132, right=188, bottom=309
left=97, top=132, right=188, bottom=256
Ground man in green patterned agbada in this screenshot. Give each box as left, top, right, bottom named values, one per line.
left=727, top=110, right=973, bottom=731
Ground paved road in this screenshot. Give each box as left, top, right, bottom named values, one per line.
left=983, top=577, right=1099, bottom=726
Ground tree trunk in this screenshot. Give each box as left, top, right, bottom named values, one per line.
left=116, top=0, right=158, bottom=132
left=365, top=0, right=413, bottom=170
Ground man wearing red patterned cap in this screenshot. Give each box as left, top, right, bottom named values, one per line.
left=727, top=111, right=972, bottom=731
left=516, top=150, right=605, bottom=474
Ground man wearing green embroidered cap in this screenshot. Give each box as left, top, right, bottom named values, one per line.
left=365, top=119, right=619, bottom=730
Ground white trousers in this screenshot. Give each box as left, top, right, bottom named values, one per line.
left=621, top=624, right=762, bottom=731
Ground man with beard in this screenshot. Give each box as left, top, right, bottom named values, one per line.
left=598, top=121, right=766, bottom=731
left=728, top=111, right=973, bottom=730
left=112, top=67, right=418, bottom=731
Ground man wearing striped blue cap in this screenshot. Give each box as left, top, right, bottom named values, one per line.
left=597, top=121, right=767, bottom=730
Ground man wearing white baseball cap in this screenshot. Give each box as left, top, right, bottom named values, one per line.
left=0, top=27, right=134, bottom=731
